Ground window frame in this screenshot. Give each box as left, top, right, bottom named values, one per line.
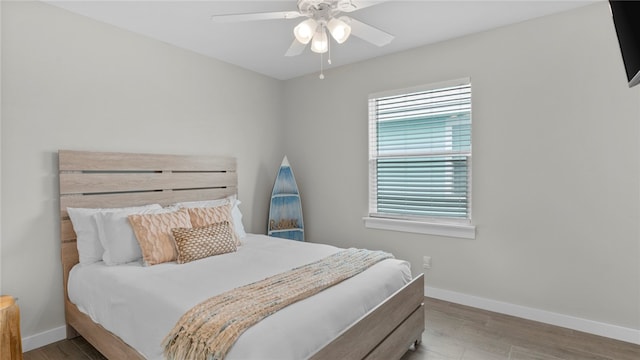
left=364, top=78, right=475, bottom=239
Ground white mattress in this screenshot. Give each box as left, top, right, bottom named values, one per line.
left=68, top=234, right=412, bottom=360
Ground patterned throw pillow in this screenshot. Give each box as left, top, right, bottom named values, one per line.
left=171, top=221, right=237, bottom=264
left=128, top=208, right=192, bottom=266
left=186, top=204, right=240, bottom=246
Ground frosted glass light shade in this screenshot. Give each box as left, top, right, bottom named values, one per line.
left=293, top=18, right=317, bottom=44
left=327, top=17, right=351, bottom=44
left=310, top=27, right=328, bottom=53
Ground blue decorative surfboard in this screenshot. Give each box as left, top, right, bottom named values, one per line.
left=268, top=156, right=304, bottom=241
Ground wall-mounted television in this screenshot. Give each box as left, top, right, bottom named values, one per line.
left=609, top=1, right=640, bottom=88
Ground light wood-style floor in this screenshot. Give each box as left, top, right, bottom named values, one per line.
left=24, top=297, right=640, bottom=360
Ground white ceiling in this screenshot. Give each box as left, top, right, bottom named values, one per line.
left=46, top=0, right=599, bottom=80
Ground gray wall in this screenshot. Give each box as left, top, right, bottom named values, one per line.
left=1, top=1, right=284, bottom=339
left=283, top=2, right=640, bottom=330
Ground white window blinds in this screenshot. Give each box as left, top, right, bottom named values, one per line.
left=368, top=79, right=472, bottom=221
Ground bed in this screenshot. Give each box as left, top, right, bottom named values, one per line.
left=58, top=150, right=424, bottom=359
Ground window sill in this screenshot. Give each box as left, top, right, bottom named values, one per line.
left=363, top=216, right=476, bottom=239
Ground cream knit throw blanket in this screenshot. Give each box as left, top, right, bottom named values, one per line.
left=162, top=248, right=393, bottom=360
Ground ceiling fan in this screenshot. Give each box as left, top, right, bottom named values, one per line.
left=210, top=0, right=394, bottom=58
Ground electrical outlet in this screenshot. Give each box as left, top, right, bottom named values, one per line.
left=423, top=256, right=432, bottom=269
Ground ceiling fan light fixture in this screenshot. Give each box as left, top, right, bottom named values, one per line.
left=293, top=18, right=317, bottom=44
left=327, top=16, right=351, bottom=44
left=310, top=27, right=329, bottom=53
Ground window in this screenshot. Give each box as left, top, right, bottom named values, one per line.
left=365, top=78, right=474, bottom=239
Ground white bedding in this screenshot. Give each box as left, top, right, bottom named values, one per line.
left=68, top=234, right=412, bottom=360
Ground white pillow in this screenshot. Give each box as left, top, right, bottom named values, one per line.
left=67, top=204, right=161, bottom=265
left=231, top=199, right=247, bottom=238
left=94, top=206, right=170, bottom=265
left=174, top=195, right=246, bottom=238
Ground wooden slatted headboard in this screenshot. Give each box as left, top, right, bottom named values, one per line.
left=58, top=150, right=237, bottom=337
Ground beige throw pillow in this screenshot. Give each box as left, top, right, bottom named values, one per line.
left=186, top=204, right=239, bottom=245
left=128, top=208, right=192, bottom=266
left=171, top=221, right=237, bottom=264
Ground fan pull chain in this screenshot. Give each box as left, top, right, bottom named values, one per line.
left=328, top=37, right=332, bottom=65
left=319, top=52, right=325, bottom=79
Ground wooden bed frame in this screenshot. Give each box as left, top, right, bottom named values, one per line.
left=58, top=150, right=424, bottom=360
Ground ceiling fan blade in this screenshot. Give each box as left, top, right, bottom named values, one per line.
left=285, top=39, right=307, bottom=57
left=339, top=0, right=390, bottom=13
left=348, top=18, right=394, bottom=47
left=211, top=11, right=303, bottom=23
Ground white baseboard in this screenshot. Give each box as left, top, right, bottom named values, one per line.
left=21, top=325, right=67, bottom=352
left=425, top=286, right=640, bottom=345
